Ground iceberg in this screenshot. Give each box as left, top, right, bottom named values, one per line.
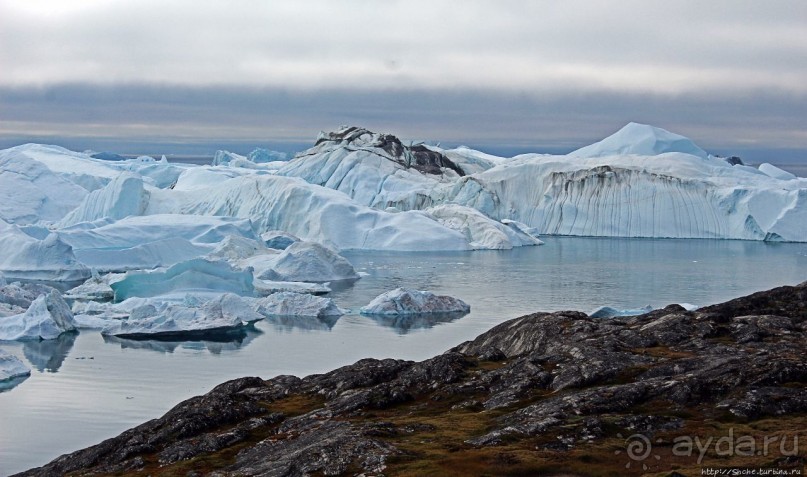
left=424, top=204, right=543, bottom=249
left=257, top=241, right=359, bottom=282
left=261, top=230, right=300, bottom=250
left=101, top=293, right=262, bottom=339
left=57, top=173, right=150, bottom=227
left=360, top=288, right=470, bottom=315
left=57, top=215, right=258, bottom=271
left=758, top=163, right=797, bottom=181
left=64, top=271, right=125, bottom=301
left=569, top=122, right=709, bottom=159
left=110, top=258, right=255, bottom=301
left=0, top=290, right=77, bottom=341
left=0, top=221, right=91, bottom=282
left=0, top=349, right=30, bottom=381
left=589, top=305, right=654, bottom=318
left=254, top=292, right=344, bottom=318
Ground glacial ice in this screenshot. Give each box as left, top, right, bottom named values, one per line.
left=758, top=163, right=797, bottom=181
left=110, top=258, right=255, bottom=301
left=569, top=122, right=709, bottom=159
left=101, top=293, right=262, bottom=339
left=0, top=349, right=30, bottom=381
left=57, top=215, right=258, bottom=271
left=58, top=173, right=150, bottom=227
left=0, top=290, right=77, bottom=341
left=254, top=292, right=344, bottom=318
left=360, top=288, right=470, bottom=315
left=589, top=305, right=654, bottom=318
left=261, top=230, right=300, bottom=250
left=64, top=271, right=125, bottom=300
left=424, top=204, right=543, bottom=249
left=257, top=241, right=359, bottom=282
left=0, top=121, right=805, bottom=274
left=0, top=220, right=90, bottom=282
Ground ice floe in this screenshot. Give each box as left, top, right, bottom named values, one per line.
left=360, top=288, right=470, bottom=315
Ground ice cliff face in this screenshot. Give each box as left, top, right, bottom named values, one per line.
left=277, top=123, right=806, bottom=242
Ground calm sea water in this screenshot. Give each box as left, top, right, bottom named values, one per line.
left=1, top=237, right=806, bottom=475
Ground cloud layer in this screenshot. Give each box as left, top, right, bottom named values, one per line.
left=0, top=1, right=805, bottom=158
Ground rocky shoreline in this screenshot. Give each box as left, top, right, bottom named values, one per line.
left=18, top=282, right=807, bottom=476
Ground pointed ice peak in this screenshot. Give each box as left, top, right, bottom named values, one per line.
left=570, top=122, right=708, bottom=159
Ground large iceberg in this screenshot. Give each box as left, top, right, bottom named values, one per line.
left=0, top=290, right=77, bottom=341
left=57, top=215, right=258, bottom=271
left=276, top=124, right=806, bottom=242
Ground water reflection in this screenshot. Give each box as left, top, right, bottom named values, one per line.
left=22, top=332, right=77, bottom=372
left=364, top=311, right=469, bottom=334
left=102, top=326, right=262, bottom=354
left=261, top=314, right=341, bottom=332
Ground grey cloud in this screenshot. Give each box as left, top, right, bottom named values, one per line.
left=1, top=1, right=806, bottom=94
left=1, top=84, right=805, bottom=162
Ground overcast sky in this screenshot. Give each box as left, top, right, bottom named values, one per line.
left=1, top=0, right=806, bottom=159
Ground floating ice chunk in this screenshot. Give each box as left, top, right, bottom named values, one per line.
left=101, top=293, right=262, bottom=339
left=589, top=305, right=654, bottom=318
left=253, top=279, right=330, bottom=296
left=261, top=230, right=300, bottom=250
left=0, top=290, right=77, bottom=341
left=758, top=163, right=797, bottom=181
left=425, top=204, right=542, bottom=249
left=258, top=241, right=359, bottom=282
left=254, top=292, right=344, bottom=318
left=0, top=349, right=30, bottom=382
left=0, top=221, right=90, bottom=282
left=569, top=122, right=709, bottom=159
left=110, top=258, right=255, bottom=301
left=360, top=288, right=470, bottom=315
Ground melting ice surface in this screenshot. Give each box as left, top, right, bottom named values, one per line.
left=1, top=238, right=806, bottom=475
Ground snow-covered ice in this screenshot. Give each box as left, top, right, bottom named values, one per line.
left=360, top=287, right=470, bottom=315
left=254, top=292, right=344, bottom=318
